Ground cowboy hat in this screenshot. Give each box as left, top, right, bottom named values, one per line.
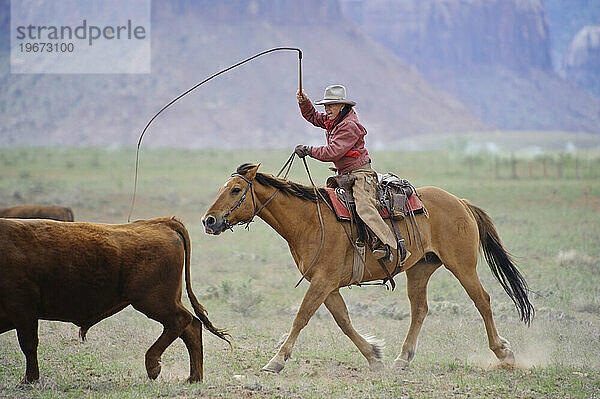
left=314, top=84, right=356, bottom=106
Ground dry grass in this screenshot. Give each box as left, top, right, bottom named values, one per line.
left=1, top=147, right=599, bottom=398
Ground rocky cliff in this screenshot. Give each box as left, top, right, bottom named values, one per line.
left=562, top=25, right=600, bottom=98
left=341, top=0, right=552, bottom=73
left=542, top=0, right=600, bottom=71
left=341, top=0, right=600, bottom=133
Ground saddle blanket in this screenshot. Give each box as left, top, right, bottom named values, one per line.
left=325, top=187, right=425, bottom=221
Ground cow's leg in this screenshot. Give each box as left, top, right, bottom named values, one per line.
left=262, top=276, right=335, bottom=373
left=394, top=259, right=441, bottom=368
left=179, top=317, right=204, bottom=383
left=132, top=301, right=192, bottom=380
left=324, top=289, right=383, bottom=371
left=15, top=318, right=39, bottom=383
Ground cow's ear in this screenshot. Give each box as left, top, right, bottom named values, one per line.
left=246, top=163, right=261, bottom=180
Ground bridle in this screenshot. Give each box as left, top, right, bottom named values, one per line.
left=221, top=151, right=298, bottom=231
left=221, top=173, right=280, bottom=231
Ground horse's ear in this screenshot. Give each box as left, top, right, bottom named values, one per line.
left=246, top=163, right=261, bottom=180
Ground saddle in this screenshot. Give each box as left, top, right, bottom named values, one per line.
left=325, top=173, right=425, bottom=222
left=325, top=173, right=427, bottom=289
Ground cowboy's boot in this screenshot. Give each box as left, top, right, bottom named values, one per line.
left=372, top=242, right=392, bottom=263
left=373, top=241, right=411, bottom=264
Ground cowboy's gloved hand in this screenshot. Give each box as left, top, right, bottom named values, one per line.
left=295, top=144, right=312, bottom=158
left=296, top=89, right=308, bottom=103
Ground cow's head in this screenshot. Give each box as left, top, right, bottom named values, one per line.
left=202, top=163, right=260, bottom=235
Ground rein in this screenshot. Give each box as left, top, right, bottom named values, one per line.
left=293, top=157, right=326, bottom=288
left=294, top=157, right=377, bottom=289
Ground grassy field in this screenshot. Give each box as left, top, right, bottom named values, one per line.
left=0, top=146, right=599, bottom=398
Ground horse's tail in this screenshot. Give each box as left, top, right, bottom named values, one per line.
left=166, top=217, right=232, bottom=348
left=463, top=200, right=534, bottom=325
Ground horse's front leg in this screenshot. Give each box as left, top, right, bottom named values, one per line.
left=324, top=289, right=384, bottom=371
left=262, top=275, right=335, bottom=373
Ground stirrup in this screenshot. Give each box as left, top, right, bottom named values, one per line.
left=372, top=245, right=392, bottom=263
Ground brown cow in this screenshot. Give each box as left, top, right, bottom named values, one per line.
left=0, top=216, right=230, bottom=383
left=0, top=205, right=74, bottom=221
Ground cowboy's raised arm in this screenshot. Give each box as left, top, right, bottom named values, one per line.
left=297, top=90, right=327, bottom=129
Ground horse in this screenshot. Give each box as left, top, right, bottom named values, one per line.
left=202, top=163, right=533, bottom=373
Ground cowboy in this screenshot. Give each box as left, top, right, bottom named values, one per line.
left=295, top=84, right=397, bottom=262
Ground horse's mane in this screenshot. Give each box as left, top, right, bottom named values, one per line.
left=236, top=163, right=329, bottom=203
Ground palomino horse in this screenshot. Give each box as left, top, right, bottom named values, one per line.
left=202, top=163, right=533, bottom=372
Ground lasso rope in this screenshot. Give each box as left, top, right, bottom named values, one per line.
left=128, top=47, right=303, bottom=222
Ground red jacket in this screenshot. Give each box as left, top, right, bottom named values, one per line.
left=299, top=100, right=371, bottom=175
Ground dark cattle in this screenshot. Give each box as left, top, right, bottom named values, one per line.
left=0, top=205, right=74, bottom=221
left=0, top=216, right=230, bottom=383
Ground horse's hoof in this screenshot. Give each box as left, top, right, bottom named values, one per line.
left=496, top=360, right=516, bottom=370
left=146, top=363, right=161, bottom=380
left=261, top=361, right=284, bottom=373
left=393, top=358, right=410, bottom=369
left=499, top=351, right=516, bottom=368
left=369, top=359, right=384, bottom=372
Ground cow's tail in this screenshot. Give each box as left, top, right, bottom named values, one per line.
left=463, top=201, right=534, bottom=325
left=167, top=217, right=232, bottom=348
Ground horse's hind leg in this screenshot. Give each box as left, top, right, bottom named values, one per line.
left=179, top=317, right=204, bottom=383
left=394, top=258, right=441, bottom=368
left=446, top=261, right=515, bottom=365
left=324, top=290, right=384, bottom=371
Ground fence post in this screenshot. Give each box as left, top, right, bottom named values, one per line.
left=557, top=154, right=564, bottom=179
left=511, top=153, right=517, bottom=179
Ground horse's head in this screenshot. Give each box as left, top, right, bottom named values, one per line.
left=202, top=163, right=261, bottom=235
